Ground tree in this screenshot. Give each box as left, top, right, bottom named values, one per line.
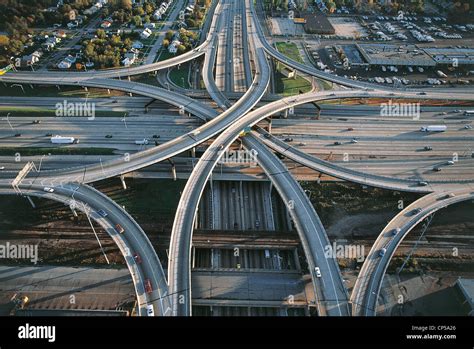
left=144, top=15, right=151, bottom=24
left=162, top=38, right=170, bottom=48
left=0, top=35, right=9, bottom=47
left=133, top=6, right=145, bottom=16
left=97, top=29, right=107, bottom=39
left=121, top=0, right=132, bottom=11
left=132, top=15, right=142, bottom=27
left=111, top=34, right=122, bottom=46
left=165, top=30, right=174, bottom=40
left=144, top=3, right=154, bottom=15
left=186, top=18, right=196, bottom=27
left=177, top=44, right=186, bottom=54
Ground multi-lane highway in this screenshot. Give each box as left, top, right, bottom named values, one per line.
left=351, top=185, right=474, bottom=316
left=242, top=135, right=350, bottom=316
left=0, top=183, right=170, bottom=316
left=0, top=0, right=473, bottom=319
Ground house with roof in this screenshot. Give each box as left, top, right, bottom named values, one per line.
left=168, top=40, right=181, bottom=54
left=132, top=41, right=144, bottom=49
left=101, top=21, right=112, bottom=28
left=122, top=51, right=137, bottom=66
left=140, top=28, right=152, bottom=39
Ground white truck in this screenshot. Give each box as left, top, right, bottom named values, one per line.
left=463, top=110, right=474, bottom=115
left=135, top=139, right=149, bottom=145
left=420, top=125, right=447, bottom=132
left=146, top=304, right=155, bottom=316
left=51, top=135, right=79, bottom=144
left=436, top=70, right=447, bottom=78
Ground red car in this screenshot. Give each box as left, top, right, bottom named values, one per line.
left=133, top=253, right=142, bottom=264
left=144, top=279, right=153, bottom=294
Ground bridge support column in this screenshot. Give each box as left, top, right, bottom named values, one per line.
left=144, top=99, right=156, bottom=114
left=70, top=206, right=78, bottom=217
left=283, top=109, right=288, bottom=118
left=129, top=92, right=133, bottom=97
left=83, top=86, right=88, bottom=92
left=293, top=248, right=301, bottom=271
left=311, top=102, right=321, bottom=120
left=29, top=84, right=34, bottom=89
left=171, top=165, right=177, bottom=181
left=128, top=76, right=131, bottom=82
left=107, top=89, right=111, bottom=94
left=191, top=147, right=196, bottom=158
left=267, top=118, right=272, bottom=133
left=56, top=85, right=60, bottom=90
left=120, top=175, right=127, bottom=190
left=26, top=196, right=36, bottom=208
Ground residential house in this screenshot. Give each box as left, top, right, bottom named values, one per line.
left=21, top=50, right=43, bottom=67
left=140, top=28, right=152, bottom=39
left=122, top=51, right=137, bottom=66
left=132, top=41, right=144, bottom=49
left=144, top=22, right=156, bottom=29
left=58, top=55, right=76, bottom=69
left=168, top=40, right=181, bottom=54
left=68, top=9, right=77, bottom=21
left=101, top=21, right=112, bottom=28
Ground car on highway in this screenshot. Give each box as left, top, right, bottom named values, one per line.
left=115, top=223, right=125, bottom=234
left=418, top=92, right=427, bottom=95
left=299, top=142, right=307, bottom=146
left=43, top=187, right=54, bottom=193
left=0, top=166, right=5, bottom=170
left=263, top=133, right=271, bottom=139
left=424, top=146, right=432, bottom=151
left=32, top=120, right=41, bottom=124
left=14, top=133, right=21, bottom=137
left=97, top=209, right=108, bottom=217
left=105, top=134, right=113, bottom=138
left=347, top=127, right=354, bottom=131
left=464, top=125, right=472, bottom=129
left=411, top=208, right=422, bottom=215
left=314, top=267, right=322, bottom=278
left=351, top=138, right=358, bottom=143
left=334, top=141, right=342, bottom=145
left=418, top=181, right=428, bottom=186
left=152, top=134, right=160, bottom=138
left=146, top=304, right=154, bottom=316
left=433, top=167, right=441, bottom=172
left=284, top=137, right=293, bottom=142
left=133, top=253, right=142, bottom=264
left=392, top=227, right=401, bottom=236
left=446, top=160, right=455, bottom=165
left=444, top=193, right=456, bottom=199
left=46, top=133, right=53, bottom=137
left=144, top=279, right=153, bottom=294
left=379, top=248, right=387, bottom=257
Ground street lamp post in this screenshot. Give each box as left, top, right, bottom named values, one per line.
left=38, top=155, right=47, bottom=172
left=3, top=113, right=13, bottom=130
left=122, top=112, right=128, bottom=128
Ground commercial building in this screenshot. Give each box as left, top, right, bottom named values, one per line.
left=303, top=12, right=335, bottom=34
left=356, top=44, right=436, bottom=67
left=423, top=47, right=474, bottom=67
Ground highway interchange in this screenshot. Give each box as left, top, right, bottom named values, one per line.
left=0, top=0, right=473, bottom=317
